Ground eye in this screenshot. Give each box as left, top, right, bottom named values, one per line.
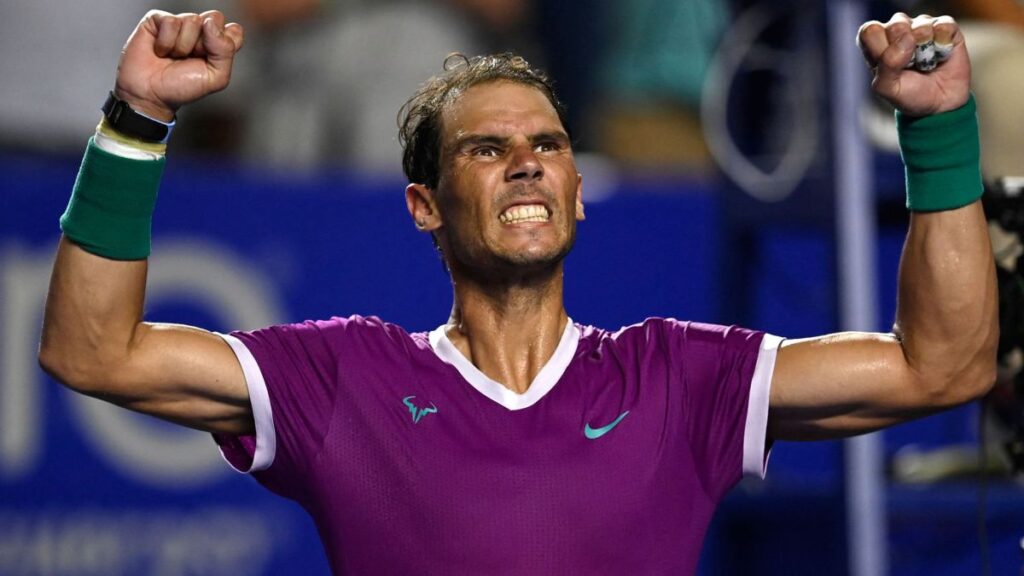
left=472, top=146, right=500, bottom=157
left=535, top=141, right=561, bottom=153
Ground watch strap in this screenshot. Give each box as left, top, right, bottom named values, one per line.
left=101, top=91, right=175, bottom=144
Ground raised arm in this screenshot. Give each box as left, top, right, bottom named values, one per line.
left=767, top=14, right=999, bottom=440
left=37, top=11, right=253, bottom=435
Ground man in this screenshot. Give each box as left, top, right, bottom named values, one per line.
left=39, top=9, right=997, bottom=575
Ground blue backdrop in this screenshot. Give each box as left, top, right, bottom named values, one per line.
left=1, top=150, right=1020, bottom=575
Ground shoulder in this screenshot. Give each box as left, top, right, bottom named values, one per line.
left=577, top=317, right=744, bottom=344
left=575, top=318, right=764, bottom=357
left=231, top=314, right=430, bottom=359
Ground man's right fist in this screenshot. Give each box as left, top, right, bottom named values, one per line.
left=114, top=11, right=244, bottom=122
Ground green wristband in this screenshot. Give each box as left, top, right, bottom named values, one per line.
left=896, top=94, right=982, bottom=212
left=59, top=138, right=165, bottom=260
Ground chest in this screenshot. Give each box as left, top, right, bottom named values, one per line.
left=299, top=345, right=719, bottom=574
left=316, top=359, right=704, bottom=530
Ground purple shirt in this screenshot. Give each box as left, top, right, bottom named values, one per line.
left=214, top=316, right=781, bottom=575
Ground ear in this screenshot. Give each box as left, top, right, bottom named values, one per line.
left=405, top=183, right=443, bottom=232
left=574, top=173, right=585, bottom=221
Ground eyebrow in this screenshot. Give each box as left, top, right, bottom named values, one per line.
left=451, top=131, right=571, bottom=153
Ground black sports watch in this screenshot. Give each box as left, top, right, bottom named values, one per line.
left=101, top=91, right=176, bottom=144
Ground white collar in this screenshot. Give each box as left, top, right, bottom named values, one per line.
left=428, top=318, right=580, bottom=410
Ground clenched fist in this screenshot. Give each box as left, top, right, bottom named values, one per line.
left=114, top=10, right=244, bottom=122
left=858, top=13, right=970, bottom=117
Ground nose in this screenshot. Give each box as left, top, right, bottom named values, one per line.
left=505, top=145, right=543, bottom=182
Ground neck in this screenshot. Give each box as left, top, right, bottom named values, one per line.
left=445, top=265, right=569, bottom=394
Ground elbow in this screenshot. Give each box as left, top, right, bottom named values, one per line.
left=898, top=277, right=1001, bottom=408
left=914, top=364, right=995, bottom=410
left=966, top=320, right=1001, bottom=402
left=38, top=343, right=91, bottom=393
left=923, top=329, right=1000, bottom=407
left=957, top=357, right=998, bottom=404
left=38, top=342, right=120, bottom=396
left=39, top=321, right=148, bottom=397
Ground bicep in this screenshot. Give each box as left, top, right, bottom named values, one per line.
left=99, top=323, right=254, bottom=435
left=767, top=332, right=943, bottom=441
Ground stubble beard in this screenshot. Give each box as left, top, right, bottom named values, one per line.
left=445, top=222, right=576, bottom=286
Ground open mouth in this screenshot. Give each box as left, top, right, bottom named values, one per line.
left=499, top=204, right=550, bottom=224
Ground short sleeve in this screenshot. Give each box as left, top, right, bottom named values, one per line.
left=212, top=317, right=347, bottom=497
left=667, top=321, right=782, bottom=499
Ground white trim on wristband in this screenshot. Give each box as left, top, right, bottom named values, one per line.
left=94, top=128, right=165, bottom=161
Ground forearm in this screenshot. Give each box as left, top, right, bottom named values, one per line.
left=891, top=88, right=999, bottom=398
left=39, top=127, right=164, bottom=390
left=895, top=202, right=999, bottom=398
left=40, top=238, right=148, bottom=390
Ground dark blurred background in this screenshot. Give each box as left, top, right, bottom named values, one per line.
left=2, top=0, right=1023, bottom=574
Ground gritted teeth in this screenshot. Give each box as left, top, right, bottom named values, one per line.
left=499, top=204, right=550, bottom=224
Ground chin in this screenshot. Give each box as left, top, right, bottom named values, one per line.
left=498, top=238, right=575, bottom=270
left=445, top=228, right=577, bottom=279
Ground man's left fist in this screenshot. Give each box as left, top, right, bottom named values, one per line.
left=857, top=13, right=970, bottom=117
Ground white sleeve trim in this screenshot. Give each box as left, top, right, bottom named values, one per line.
left=217, top=333, right=277, bottom=473
left=93, top=128, right=165, bottom=161
left=742, top=334, right=784, bottom=479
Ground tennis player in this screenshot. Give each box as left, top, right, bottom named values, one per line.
left=39, top=10, right=996, bottom=574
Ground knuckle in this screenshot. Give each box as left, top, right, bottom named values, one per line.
left=858, top=20, right=881, bottom=34
left=857, top=22, right=881, bottom=43
left=885, top=24, right=910, bottom=41
left=911, top=25, right=932, bottom=41
left=887, top=21, right=909, bottom=33
left=911, top=20, right=935, bottom=33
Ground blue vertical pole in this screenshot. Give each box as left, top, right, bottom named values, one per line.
left=827, top=1, right=887, bottom=575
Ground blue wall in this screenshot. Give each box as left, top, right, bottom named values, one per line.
left=1, top=150, right=1019, bottom=575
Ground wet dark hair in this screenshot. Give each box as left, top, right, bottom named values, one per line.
left=398, top=53, right=571, bottom=190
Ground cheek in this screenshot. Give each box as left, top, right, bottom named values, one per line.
left=438, top=182, right=490, bottom=241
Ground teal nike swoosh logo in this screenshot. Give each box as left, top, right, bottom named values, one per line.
left=584, top=411, right=630, bottom=440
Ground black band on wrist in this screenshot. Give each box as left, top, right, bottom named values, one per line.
left=101, top=92, right=176, bottom=144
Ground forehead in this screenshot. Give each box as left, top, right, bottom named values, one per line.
left=441, top=81, right=563, bottom=142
